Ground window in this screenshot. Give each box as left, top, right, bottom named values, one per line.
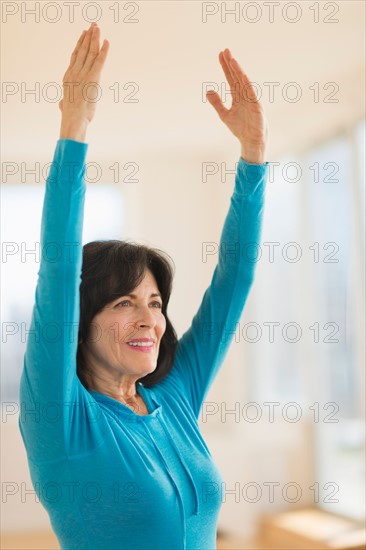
left=305, top=120, right=365, bottom=521
left=243, top=118, right=365, bottom=520
left=1, top=184, right=124, bottom=403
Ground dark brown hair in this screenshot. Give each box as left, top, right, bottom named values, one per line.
left=77, top=240, right=178, bottom=388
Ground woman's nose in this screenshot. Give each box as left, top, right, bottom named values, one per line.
left=135, top=306, right=156, bottom=327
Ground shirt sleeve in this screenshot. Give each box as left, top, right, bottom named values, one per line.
left=18, top=138, right=95, bottom=462
left=164, top=157, right=268, bottom=419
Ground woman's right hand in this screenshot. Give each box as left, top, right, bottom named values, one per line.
left=59, top=23, right=110, bottom=142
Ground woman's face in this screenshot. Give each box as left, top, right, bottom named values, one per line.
left=83, top=269, right=167, bottom=381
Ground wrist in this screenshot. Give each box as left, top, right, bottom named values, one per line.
left=240, top=143, right=267, bottom=165
left=60, top=118, right=89, bottom=143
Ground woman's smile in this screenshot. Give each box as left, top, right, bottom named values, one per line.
left=126, top=339, right=156, bottom=353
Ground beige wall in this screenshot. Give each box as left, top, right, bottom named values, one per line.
left=1, top=0, right=365, bottom=541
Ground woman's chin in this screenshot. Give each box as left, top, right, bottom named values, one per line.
left=135, top=359, right=157, bottom=375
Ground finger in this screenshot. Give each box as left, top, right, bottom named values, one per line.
left=222, top=49, right=239, bottom=87
left=219, top=50, right=236, bottom=93
left=89, top=38, right=110, bottom=80
left=221, top=49, right=242, bottom=104
left=229, top=57, right=258, bottom=103
left=73, top=23, right=95, bottom=71
left=83, top=24, right=101, bottom=73
left=206, top=90, right=229, bottom=120
left=69, top=30, right=87, bottom=68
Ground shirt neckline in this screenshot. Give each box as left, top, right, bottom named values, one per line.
left=87, top=383, right=161, bottom=422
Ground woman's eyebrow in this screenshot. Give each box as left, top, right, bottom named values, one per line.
left=123, top=292, right=162, bottom=299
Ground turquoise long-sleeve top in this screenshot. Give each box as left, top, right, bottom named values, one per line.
left=18, top=139, right=268, bottom=550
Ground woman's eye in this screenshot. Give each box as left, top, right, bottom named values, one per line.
left=116, top=300, right=162, bottom=308
left=117, top=300, right=130, bottom=307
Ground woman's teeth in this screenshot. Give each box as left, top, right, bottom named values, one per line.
left=128, top=342, right=153, bottom=347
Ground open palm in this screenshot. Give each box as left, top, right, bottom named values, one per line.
left=59, top=23, right=109, bottom=124
left=207, top=48, right=268, bottom=163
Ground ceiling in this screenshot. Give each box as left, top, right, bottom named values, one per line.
left=2, top=1, right=365, bottom=165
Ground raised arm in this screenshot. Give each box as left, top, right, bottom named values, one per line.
left=18, top=24, right=110, bottom=462
left=163, top=50, right=269, bottom=418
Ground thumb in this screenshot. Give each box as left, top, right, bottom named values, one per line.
left=206, top=90, right=228, bottom=121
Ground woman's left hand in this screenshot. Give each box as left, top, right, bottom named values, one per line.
left=206, top=48, right=269, bottom=164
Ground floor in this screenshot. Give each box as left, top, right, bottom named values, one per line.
left=0, top=531, right=270, bottom=550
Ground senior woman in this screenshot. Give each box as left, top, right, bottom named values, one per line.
left=18, top=22, right=269, bottom=550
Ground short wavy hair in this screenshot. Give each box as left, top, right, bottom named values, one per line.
left=76, top=240, right=178, bottom=388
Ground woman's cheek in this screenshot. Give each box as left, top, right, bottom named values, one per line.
left=160, top=313, right=167, bottom=335
left=122, top=316, right=139, bottom=343
left=89, top=317, right=105, bottom=343
left=106, top=323, right=120, bottom=344
left=105, top=316, right=130, bottom=344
